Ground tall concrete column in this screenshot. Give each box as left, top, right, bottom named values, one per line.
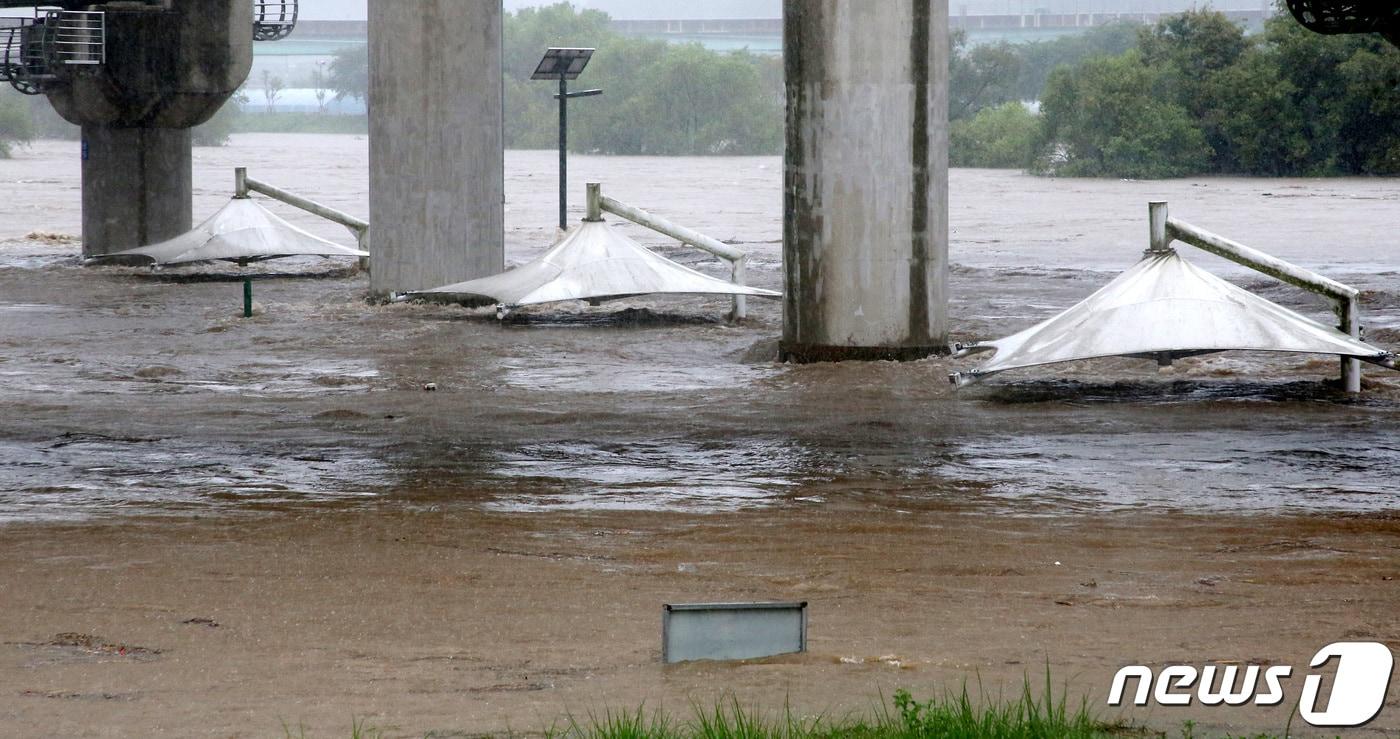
left=781, top=0, right=950, bottom=362
left=368, top=0, right=505, bottom=297
left=80, top=126, right=192, bottom=257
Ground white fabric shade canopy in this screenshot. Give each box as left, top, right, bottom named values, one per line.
left=100, top=198, right=368, bottom=265
left=411, top=220, right=780, bottom=309
left=956, top=250, right=1395, bottom=384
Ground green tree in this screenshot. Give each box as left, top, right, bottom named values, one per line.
left=950, top=33, right=1022, bottom=121
left=1257, top=13, right=1354, bottom=173
left=503, top=2, right=614, bottom=79
left=1137, top=9, right=1251, bottom=170
left=1336, top=44, right=1400, bottom=173
left=1014, top=21, right=1141, bottom=100
left=192, top=90, right=246, bottom=147
left=1137, top=10, right=1250, bottom=80
left=502, top=2, right=617, bottom=149
left=328, top=43, right=368, bottom=103
left=1205, top=51, right=1310, bottom=175
left=502, top=3, right=782, bottom=156
left=950, top=101, right=1039, bottom=169
left=621, top=45, right=781, bottom=155
left=561, top=37, right=691, bottom=153
left=1037, top=51, right=1210, bottom=178
left=1238, top=11, right=1400, bottom=175
left=0, top=89, right=34, bottom=158
left=1031, top=4, right=1400, bottom=178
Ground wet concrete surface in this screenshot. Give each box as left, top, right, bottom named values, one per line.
left=0, top=135, right=1397, bottom=735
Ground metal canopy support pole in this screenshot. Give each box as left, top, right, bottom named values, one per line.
left=237, top=256, right=253, bottom=318
left=1341, top=296, right=1362, bottom=393
left=585, top=181, right=602, bottom=221
left=1148, top=201, right=1169, bottom=253
left=730, top=258, right=748, bottom=322
left=536, top=48, right=598, bottom=231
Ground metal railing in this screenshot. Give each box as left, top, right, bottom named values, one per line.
left=0, top=10, right=103, bottom=95
left=1149, top=201, right=1381, bottom=393
left=0, top=19, right=35, bottom=93
left=253, top=0, right=298, bottom=41
left=48, top=11, right=104, bottom=65
left=585, top=182, right=753, bottom=321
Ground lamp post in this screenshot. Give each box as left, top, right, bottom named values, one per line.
left=532, top=47, right=601, bottom=231
left=313, top=59, right=328, bottom=114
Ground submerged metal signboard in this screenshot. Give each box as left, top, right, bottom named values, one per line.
left=662, top=602, right=807, bottom=664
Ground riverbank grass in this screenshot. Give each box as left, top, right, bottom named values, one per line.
left=547, top=677, right=1145, bottom=739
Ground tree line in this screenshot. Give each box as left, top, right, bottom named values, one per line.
left=3, top=3, right=1397, bottom=179
left=954, top=8, right=1400, bottom=177
left=317, top=4, right=783, bottom=156
left=501, top=4, right=784, bottom=155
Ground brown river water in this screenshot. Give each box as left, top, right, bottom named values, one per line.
left=0, top=133, right=1397, bottom=522
left=1, top=135, right=1399, bottom=737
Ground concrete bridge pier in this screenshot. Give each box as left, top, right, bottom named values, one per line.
left=367, top=0, right=504, bottom=297
left=80, top=126, right=192, bottom=256
left=781, top=0, right=950, bottom=362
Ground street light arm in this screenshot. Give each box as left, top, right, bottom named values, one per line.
left=555, top=89, right=604, bottom=100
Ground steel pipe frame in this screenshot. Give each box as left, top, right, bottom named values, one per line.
left=1150, top=201, right=1367, bottom=393
left=235, top=166, right=370, bottom=258
left=586, top=182, right=751, bottom=322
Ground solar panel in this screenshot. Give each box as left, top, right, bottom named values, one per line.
left=531, top=47, right=594, bottom=81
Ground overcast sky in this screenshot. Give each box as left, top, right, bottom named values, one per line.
left=301, top=0, right=365, bottom=20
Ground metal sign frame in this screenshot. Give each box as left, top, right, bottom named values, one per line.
left=662, top=601, right=808, bottom=664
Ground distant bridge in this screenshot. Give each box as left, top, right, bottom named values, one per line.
left=950, top=8, right=1271, bottom=32
left=609, top=9, right=1273, bottom=46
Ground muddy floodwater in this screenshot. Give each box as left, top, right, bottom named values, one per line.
left=0, top=135, right=1397, bottom=737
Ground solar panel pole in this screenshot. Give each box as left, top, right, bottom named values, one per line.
left=535, top=49, right=597, bottom=232
left=559, top=75, right=568, bottom=231
left=554, top=82, right=602, bottom=229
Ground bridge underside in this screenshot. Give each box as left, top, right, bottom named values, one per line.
left=1286, top=1, right=1400, bottom=46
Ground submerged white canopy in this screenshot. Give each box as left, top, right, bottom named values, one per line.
left=954, top=250, right=1396, bottom=385
left=411, top=220, right=780, bottom=310
left=100, top=198, right=368, bottom=265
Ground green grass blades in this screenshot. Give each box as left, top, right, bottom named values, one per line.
left=546, top=676, right=1122, bottom=739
